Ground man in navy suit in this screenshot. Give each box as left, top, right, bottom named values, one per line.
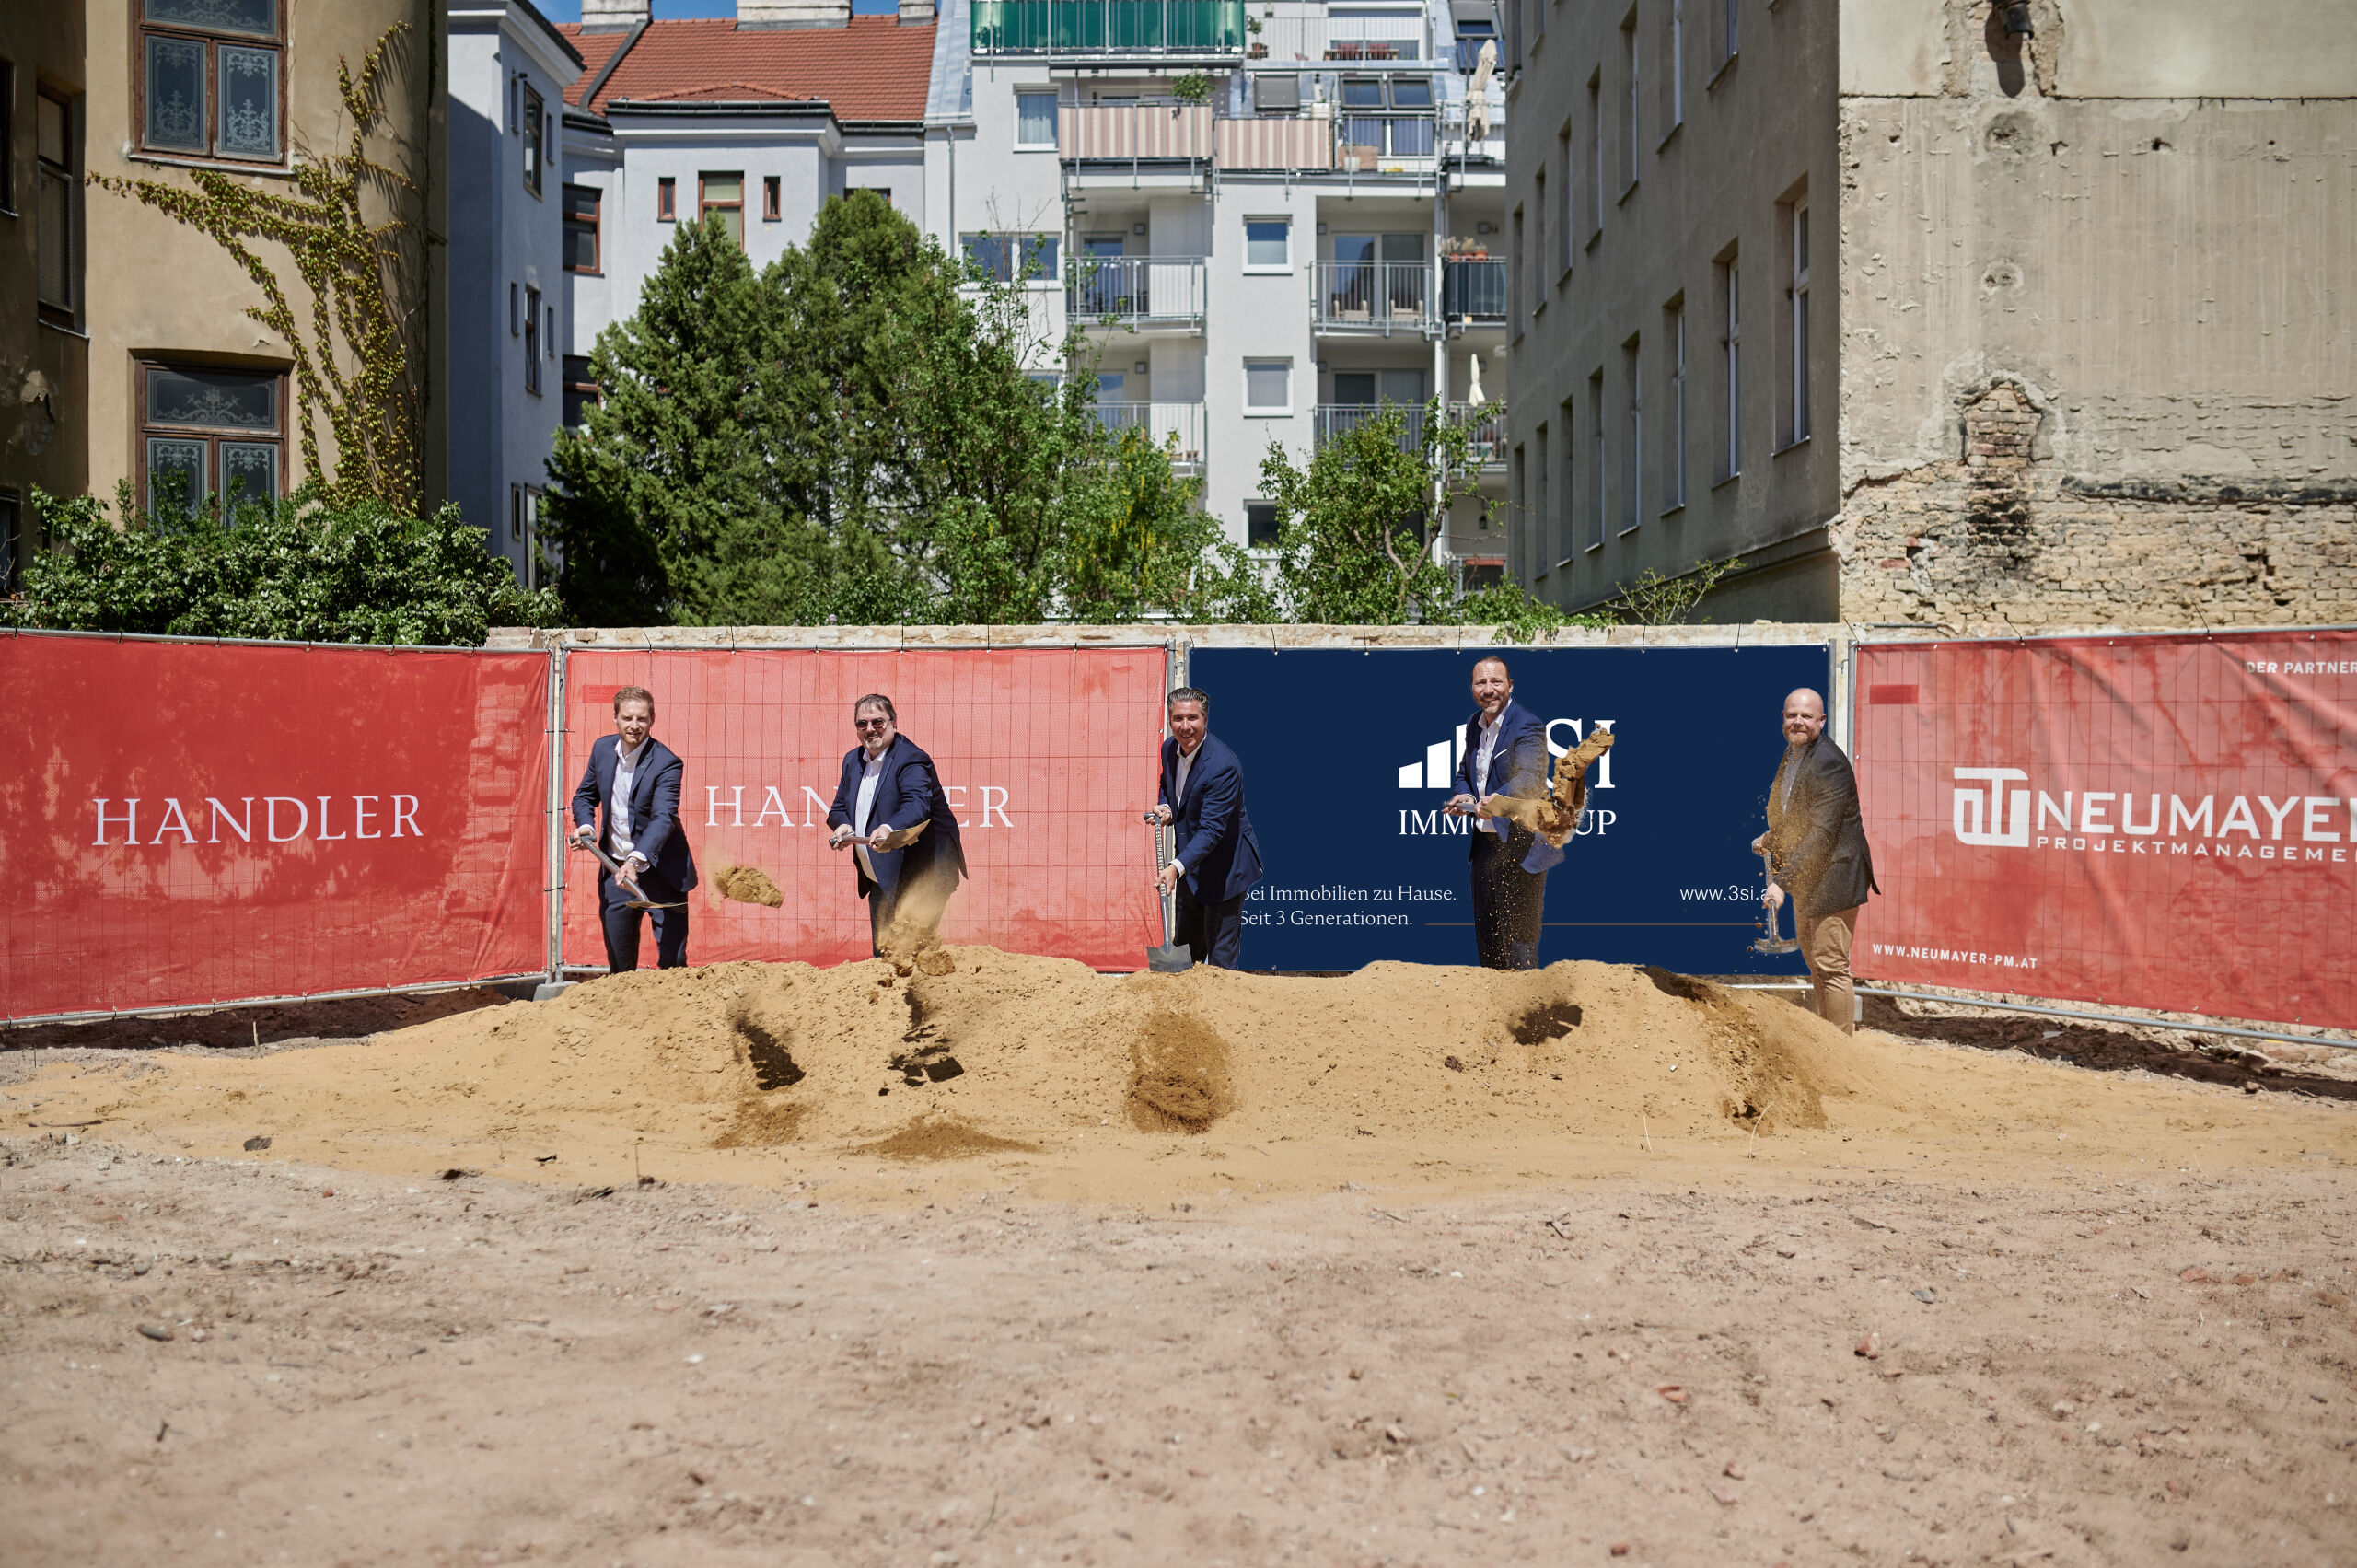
left=570, top=685, right=698, bottom=972
left=1152, top=686, right=1264, bottom=970
left=1445, top=656, right=1562, bottom=970
left=825, top=693, right=968, bottom=956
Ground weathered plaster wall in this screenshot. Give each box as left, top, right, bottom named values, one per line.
left=1829, top=0, right=2355, bottom=631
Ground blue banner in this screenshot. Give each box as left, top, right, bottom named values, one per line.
left=1188, top=645, right=1830, bottom=974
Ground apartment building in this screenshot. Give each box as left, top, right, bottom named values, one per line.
left=447, top=2, right=583, bottom=588
left=1502, top=0, right=2357, bottom=627
left=552, top=0, right=1515, bottom=566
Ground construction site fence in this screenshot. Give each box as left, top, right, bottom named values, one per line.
left=5, top=622, right=2350, bottom=1037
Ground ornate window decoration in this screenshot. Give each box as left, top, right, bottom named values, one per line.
left=138, top=361, right=287, bottom=519
left=137, top=0, right=284, bottom=166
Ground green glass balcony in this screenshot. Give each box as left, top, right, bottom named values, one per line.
left=972, top=0, right=1247, bottom=55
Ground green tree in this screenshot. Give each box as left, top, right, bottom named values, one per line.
left=5, top=488, right=556, bottom=645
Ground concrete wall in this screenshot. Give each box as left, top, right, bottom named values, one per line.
left=1831, top=0, right=2357, bottom=631
left=1502, top=0, right=1844, bottom=622
left=447, top=2, right=578, bottom=585
left=82, top=0, right=434, bottom=508
left=0, top=1, right=88, bottom=571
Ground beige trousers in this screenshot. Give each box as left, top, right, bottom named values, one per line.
left=1799, top=905, right=1860, bottom=1032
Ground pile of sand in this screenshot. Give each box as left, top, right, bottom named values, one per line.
left=19, top=949, right=2350, bottom=1197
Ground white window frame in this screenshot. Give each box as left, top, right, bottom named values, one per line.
left=1788, top=197, right=1811, bottom=445
left=1242, top=358, right=1293, bottom=415
left=1014, top=88, right=1058, bottom=150
left=1242, top=215, right=1292, bottom=273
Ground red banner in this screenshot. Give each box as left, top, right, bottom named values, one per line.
left=3, top=633, right=551, bottom=1021
left=558, top=648, right=1167, bottom=972
left=1854, top=631, right=2357, bottom=1028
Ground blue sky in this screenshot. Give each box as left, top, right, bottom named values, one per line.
left=534, top=0, right=905, bottom=19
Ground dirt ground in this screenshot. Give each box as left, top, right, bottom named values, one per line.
left=4, top=955, right=2354, bottom=1566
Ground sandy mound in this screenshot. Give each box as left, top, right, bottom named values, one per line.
left=22, top=947, right=2351, bottom=1197
left=711, top=864, right=785, bottom=907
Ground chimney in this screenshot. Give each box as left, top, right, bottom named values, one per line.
left=579, top=0, right=650, bottom=28
left=899, top=0, right=937, bottom=21
left=736, top=0, right=852, bottom=27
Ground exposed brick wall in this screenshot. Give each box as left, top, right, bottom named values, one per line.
left=1833, top=384, right=2357, bottom=630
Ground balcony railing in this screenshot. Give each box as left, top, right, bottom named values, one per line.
left=1095, top=401, right=1207, bottom=471
left=1067, top=256, right=1207, bottom=328
left=1449, top=402, right=1506, bottom=469
left=973, top=0, right=1246, bottom=55
left=1314, top=401, right=1427, bottom=453
left=1059, top=103, right=1213, bottom=160
left=1213, top=112, right=1334, bottom=171
left=1442, top=258, right=1506, bottom=323
left=1336, top=111, right=1436, bottom=165
left=1247, top=14, right=1427, bottom=62
left=1312, top=260, right=1434, bottom=333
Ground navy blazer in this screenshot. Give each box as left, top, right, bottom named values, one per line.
left=571, top=734, right=699, bottom=892
left=1456, top=700, right=1563, bottom=875
left=1158, top=733, right=1264, bottom=903
left=826, top=734, right=968, bottom=900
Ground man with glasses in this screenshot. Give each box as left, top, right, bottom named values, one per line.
left=826, top=693, right=968, bottom=958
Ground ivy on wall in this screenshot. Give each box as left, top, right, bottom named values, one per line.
left=93, top=24, right=429, bottom=516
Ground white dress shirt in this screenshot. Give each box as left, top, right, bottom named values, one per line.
left=609, top=738, right=650, bottom=865
left=1472, top=713, right=1505, bottom=838
left=853, top=748, right=888, bottom=881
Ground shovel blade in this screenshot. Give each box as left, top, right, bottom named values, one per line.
left=1146, top=944, right=1194, bottom=973
left=1750, top=936, right=1802, bottom=956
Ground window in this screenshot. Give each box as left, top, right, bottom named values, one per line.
left=35, top=89, right=75, bottom=319
left=1622, top=11, right=1640, bottom=192
left=0, top=62, right=14, bottom=213
left=563, top=184, right=600, bottom=273
left=524, top=285, right=541, bottom=395
left=1717, top=251, right=1741, bottom=479
left=1534, top=422, right=1550, bottom=564
left=1665, top=299, right=1687, bottom=510
left=1243, top=359, right=1291, bottom=414
left=1662, top=0, right=1685, bottom=134
left=763, top=175, right=781, bottom=220
left=1245, top=218, right=1290, bottom=271
left=508, top=281, right=518, bottom=336
left=1718, top=0, right=1738, bottom=66
left=1556, top=125, right=1573, bottom=274
left=1390, top=79, right=1434, bottom=110
left=563, top=355, right=598, bottom=429
left=1587, top=369, right=1605, bottom=549
left=1558, top=396, right=1576, bottom=559
left=962, top=233, right=1059, bottom=282
left=656, top=176, right=676, bottom=221
left=1253, top=75, right=1300, bottom=113
left=700, top=173, right=743, bottom=246
left=1586, top=74, right=1603, bottom=239
left=1510, top=207, right=1525, bottom=330
left=510, top=485, right=542, bottom=590
left=1531, top=168, right=1547, bottom=302
left=1016, top=89, right=1057, bottom=148
left=1511, top=444, right=1527, bottom=580
left=1246, top=501, right=1280, bottom=548
left=0, top=490, right=18, bottom=591
left=1622, top=336, right=1643, bottom=532
left=138, top=0, right=282, bottom=164
left=139, top=362, right=284, bottom=518
left=520, top=80, right=543, bottom=197
left=1786, top=197, right=1810, bottom=445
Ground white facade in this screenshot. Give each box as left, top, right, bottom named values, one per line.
left=446, top=2, right=581, bottom=587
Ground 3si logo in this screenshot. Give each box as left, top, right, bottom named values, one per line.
left=1396, top=720, right=1618, bottom=790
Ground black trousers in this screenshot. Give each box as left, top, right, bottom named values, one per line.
left=864, top=863, right=958, bottom=957
left=599, top=867, right=689, bottom=972
left=1173, top=884, right=1246, bottom=970
left=1469, top=832, right=1546, bottom=970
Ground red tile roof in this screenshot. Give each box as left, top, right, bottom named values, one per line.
left=557, top=17, right=936, bottom=123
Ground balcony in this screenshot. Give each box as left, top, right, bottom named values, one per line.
left=1067, top=256, right=1207, bottom=331
left=1247, top=14, right=1428, bottom=63
left=1312, top=260, right=1434, bottom=335
left=973, top=0, right=1246, bottom=56
left=1095, top=401, right=1206, bottom=473
left=1334, top=111, right=1437, bottom=172
left=1058, top=103, right=1213, bottom=162
left=1314, top=402, right=1426, bottom=453
left=1442, top=258, right=1506, bottom=325
left=1449, top=402, right=1506, bottom=470
left=1214, top=112, right=1334, bottom=171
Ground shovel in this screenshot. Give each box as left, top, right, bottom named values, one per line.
left=1750, top=848, right=1800, bottom=956
left=584, top=839, right=686, bottom=912
left=1141, top=813, right=1193, bottom=972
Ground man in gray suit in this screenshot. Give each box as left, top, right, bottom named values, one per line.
left=1757, top=688, right=1879, bottom=1031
